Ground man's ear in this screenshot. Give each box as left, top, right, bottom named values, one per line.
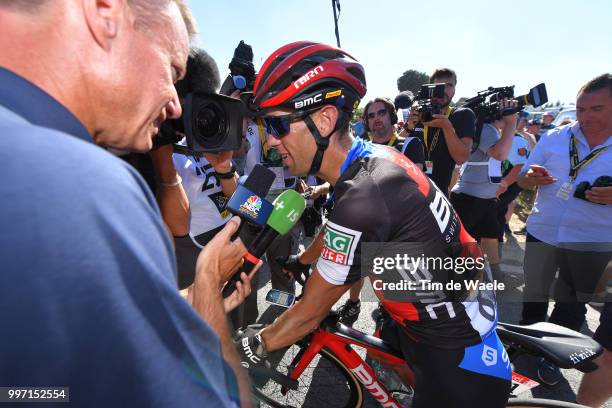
left=82, top=0, right=126, bottom=51
left=317, top=105, right=340, bottom=138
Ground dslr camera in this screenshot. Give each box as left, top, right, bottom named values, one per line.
left=462, top=83, right=548, bottom=123
left=158, top=41, right=256, bottom=153
left=574, top=176, right=612, bottom=204
left=412, top=83, right=445, bottom=122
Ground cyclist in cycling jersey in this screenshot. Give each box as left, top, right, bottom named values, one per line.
left=236, top=42, right=511, bottom=407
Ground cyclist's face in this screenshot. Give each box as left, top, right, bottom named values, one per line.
left=265, top=109, right=317, bottom=177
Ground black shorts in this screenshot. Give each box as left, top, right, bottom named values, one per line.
left=380, top=319, right=510, bottom=408
left=594, top=302, right=612, bottom=351
left=450, top=192, right=500, bottom=240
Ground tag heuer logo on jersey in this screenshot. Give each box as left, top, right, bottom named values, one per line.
left=321, top=221, right=361, bottom=265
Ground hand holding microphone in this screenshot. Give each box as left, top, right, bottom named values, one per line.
left=222, top=189, right=307, bottom=298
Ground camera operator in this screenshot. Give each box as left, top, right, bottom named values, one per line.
left=496, top=120, right=531, bottom=244
left=450, top=99, right=518, bottom=281
left=150, top=48, right=266, bottom=329
left=0, top=1, right=253, bottom=406
left=517, top=73, right=612, bottom=388
left=405, top=68, right=476, bottom=195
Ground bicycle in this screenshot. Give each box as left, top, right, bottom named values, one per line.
left=246, top=280, right=603, bottom=407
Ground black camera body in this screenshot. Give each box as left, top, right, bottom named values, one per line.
left=182, top=93, right=244, bottom=153
left=412, top=83, right=445, bottom=122
left=574, top=175, right=612, bottom=204
left=463, top=83, right=548, bottom=123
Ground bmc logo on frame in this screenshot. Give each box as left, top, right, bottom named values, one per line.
left=350, top=364, right=400, bottom=408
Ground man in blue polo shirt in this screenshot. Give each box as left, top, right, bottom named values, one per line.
left=0, top=1, right=253, bottom=406
left=518, top=73, right=612, bottom=387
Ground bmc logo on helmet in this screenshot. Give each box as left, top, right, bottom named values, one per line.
left=295, top=93, right=322, bottom=109
left=293, top=66, right=325, bottom=90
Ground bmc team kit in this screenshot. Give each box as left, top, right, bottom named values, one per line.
left=244, top=272, right=602, bottom=408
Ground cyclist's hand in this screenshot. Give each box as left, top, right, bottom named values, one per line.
left=235, top=324, right=268, bottom=370
left=276, top=255, right=310, bottom=282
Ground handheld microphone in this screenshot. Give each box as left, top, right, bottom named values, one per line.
left=225, top=164, right=276, bottom=227
left=222, top=190, right=306, bottom=298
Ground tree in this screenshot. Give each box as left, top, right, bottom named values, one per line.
left=397, top=69, right=429, bottom=95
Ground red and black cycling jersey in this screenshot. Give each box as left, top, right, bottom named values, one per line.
left=316, top=139, right=497, bottom=348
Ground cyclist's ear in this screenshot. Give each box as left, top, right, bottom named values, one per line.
left=314, top=105, right=339, bottom=138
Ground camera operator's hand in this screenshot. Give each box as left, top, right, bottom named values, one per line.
left=422, top=114, right=452, bottom=131
left=406, top=109, right=420, bottom=131
left=496, top=179, right=509, bottom=198
left=520, top=165, right=557, bottom=189
left=194, top=216, right=246, bottom=291
left=586, top=186, right=612, bottom=205
left=499, top=98, right=519, bottom=125
left=204, top=150, right=234, bottom=173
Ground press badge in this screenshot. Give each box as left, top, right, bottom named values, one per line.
left=425, top=161, right=434, bottom=175
left=556, top=181, right=573, bottom=200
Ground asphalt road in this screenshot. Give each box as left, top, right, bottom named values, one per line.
left=249, top=213, right=608, bottom=407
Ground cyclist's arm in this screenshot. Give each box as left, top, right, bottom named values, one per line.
left=298, top=223, right=326, bottom=264
left=260, top=268, right=351, bottom=352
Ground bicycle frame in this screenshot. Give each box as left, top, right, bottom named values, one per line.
left=288, top=324, right=409, bottom=408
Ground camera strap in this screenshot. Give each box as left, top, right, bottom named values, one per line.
left=569, top=132, right=609, bottom=182
left=423, top=107, right=454, bottom=160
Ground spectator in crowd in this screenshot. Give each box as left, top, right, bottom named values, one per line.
left=539, top=111, right=556, bottom=137
left=496, top=123, right=531, bottom=245
left=518, top=73, right=612, bottom=386
left=527, top=118, right=543, bottom=142
left=0, top=1, right=254, bottom=406
left=450, top=102, right=518, bottom=282
left=405, top=68, right=476, bottom=195
left=362, top=97, right=425, bottom=168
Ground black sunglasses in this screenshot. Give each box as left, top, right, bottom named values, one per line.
left=262, top=107, right=321, bottom=139
left=367, top=108, right=387, bottom=119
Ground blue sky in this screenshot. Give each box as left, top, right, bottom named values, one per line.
left=190, top=0, right=611, bottom=107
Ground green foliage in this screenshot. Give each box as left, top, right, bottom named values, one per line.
left=397, top=69, right=429, bottom=94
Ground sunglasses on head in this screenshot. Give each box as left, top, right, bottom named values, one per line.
left=262, top=107, right=321, bottom=139
left=367, top=108, right=387, bottom=119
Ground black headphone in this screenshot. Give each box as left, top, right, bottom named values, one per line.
left=362, top=97, right=398, bottom=132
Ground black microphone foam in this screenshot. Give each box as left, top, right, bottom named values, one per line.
left=245, top=164, right=276, bottom=198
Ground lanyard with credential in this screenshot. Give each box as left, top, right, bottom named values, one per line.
left=423, top=107, right=453, bottom=160
left=257, top=118, right=268, bottom=159
left=369, top=132, right=397, bottom=147
left=568, top=132, right=609, bottom=182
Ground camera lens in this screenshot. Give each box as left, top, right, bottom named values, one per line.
left=194, top=102, right=227, bottom=149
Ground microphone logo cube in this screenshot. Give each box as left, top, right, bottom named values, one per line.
left=239, top=195, right=263, bottom=218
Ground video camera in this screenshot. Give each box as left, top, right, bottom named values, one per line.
left=157, top=41, right=257, bottom=153
left=412, top=83, right=445, bottom=122
left=462, top=83, right=548, bottom=123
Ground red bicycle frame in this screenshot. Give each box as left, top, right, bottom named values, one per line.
left=288, top=325, right=411, bottom=408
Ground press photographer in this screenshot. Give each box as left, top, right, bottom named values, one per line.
left=449, top=82, right=548, bottom=281
left=404, top=68, right=476, bottom=195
